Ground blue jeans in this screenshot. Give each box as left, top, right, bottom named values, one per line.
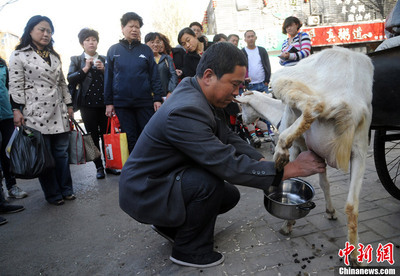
left=247, top=82, right=268, bottom=93
left=38, top=132, right=73, bottom=203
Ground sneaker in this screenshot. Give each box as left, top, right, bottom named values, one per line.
left=0, top=203, right=25, bottom=213
left=170, top=250, right=224, bottom=268
left=63, top=194, right=76, bottom=201
left=0, top=216, right=7, bottom=225
left=252, top=135, right=261, bottom=148
left=263, top=134, right=273, bottom=142
left=96, top=168, right=105, bottom=179
left=105, top=168, right=121, bottom=175
left=8, top=185, right=28, bottom=199
left=151, top=225, right=176, bottom=243
left=48, top=199, right=64, bottom=206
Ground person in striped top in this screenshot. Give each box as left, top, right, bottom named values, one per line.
left=279, top=16, right=312, bottom=67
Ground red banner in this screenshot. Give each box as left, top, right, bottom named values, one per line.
left=302, top=22, right=385, bottom=47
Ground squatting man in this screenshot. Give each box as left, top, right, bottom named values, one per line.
left=119, top=42, right=326, bottom=268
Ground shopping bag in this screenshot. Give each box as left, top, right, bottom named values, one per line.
left=103, top=116, right=129, bottom=170
left=69, top=119, right=101, bottom=163
left=10, top=125, right=55, bottom=179
left=5, top=127, right=19, bottom=158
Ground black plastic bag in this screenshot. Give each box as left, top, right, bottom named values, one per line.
left=10, top=126, right=55, bottom=179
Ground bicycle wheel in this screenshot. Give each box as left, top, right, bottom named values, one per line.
left=373, top=129, right=400, bottom=200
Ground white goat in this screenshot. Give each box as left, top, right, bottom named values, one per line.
left=236, top=47, right=373, bottom=265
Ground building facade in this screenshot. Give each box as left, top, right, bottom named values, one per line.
left=202, top=0, right=397, bottom=53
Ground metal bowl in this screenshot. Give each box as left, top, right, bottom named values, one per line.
left=264, top=178, right=316, bottom=220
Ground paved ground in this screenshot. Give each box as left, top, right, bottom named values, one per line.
left=1, top=140, right=399, bottom=275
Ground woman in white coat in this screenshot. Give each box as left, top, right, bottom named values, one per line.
left=9, top=15, right=75, bottom=206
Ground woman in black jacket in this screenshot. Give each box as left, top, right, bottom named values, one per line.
left=177, top=27, right=204, bottom=78
left=67, top=28, right=119, bottom=179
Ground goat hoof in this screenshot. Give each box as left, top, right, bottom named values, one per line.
left=279, top=220, right=295, bottom=235
left=279, top=228, right=292, bottom=236
left=349, top=256, right=366, bottom=267
left=325, top=209, right=337, bottom=220
left=273, top=155, right=289, bottom=171
left=273, top=148, right=290, bottom=169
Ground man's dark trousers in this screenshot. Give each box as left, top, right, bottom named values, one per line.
left=165, top=166, right=240, bottom=258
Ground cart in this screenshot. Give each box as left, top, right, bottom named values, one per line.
left=368, top=46, right=400, bottom=200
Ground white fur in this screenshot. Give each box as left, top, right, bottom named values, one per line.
left=236, top=47, right=374, bottom=265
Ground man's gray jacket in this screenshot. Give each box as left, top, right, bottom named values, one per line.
left=119, top=77, right=282, bottom=227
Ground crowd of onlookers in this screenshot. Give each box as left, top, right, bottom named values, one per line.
left=0, top=11, right=313, bottom=225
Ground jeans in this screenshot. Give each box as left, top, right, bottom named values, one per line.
left=80, top=106, right=108, bottom=169
left=115, top=106, right=154, bottom=153
left=38, top=132, right=73, bottom=203
left=247, top=82, right=268, bottom=93
left=172, top=167, right=240, bottom=256
left=0, top=118, right=17, bottom=189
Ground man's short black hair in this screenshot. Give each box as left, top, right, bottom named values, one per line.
left=121, top=12, right=143, bottom=27
left=189, top=21, right=203, bottom=31
left=78, top=28, right=99, bottom=45
left=244, top=30, right=256, bottom=37
left=227, top=34, right=239, bottom=41
left=196, top=42, right=247, bottom=79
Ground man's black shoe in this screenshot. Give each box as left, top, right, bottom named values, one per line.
left=96, top=168, right=105, bottom=179
left=151, top=225, right=176, bottom=243
left=0, top=216, right=7, bottom=225
left=105, top=168, right=121, bottom=175
left=170, top=250, right=224, bottom=268
left=0, top=203, right=25, bottom=214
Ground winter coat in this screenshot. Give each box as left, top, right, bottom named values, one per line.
left=104, top=39, right=163, bottom=108
left=8, top=45, right=72, bottom=134
left=157, top=54, right=178, bottom=96
left=0, top=58, right=13, bottom=121
left=67, top=53, right=106, bottom=110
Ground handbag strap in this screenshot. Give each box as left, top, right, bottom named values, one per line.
left=106, top=117, right=116, bottom=135
left=70, top=118, right=87, bottom=135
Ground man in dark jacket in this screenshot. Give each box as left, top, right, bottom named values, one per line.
left=242, top=30, right=271, bottom=92
left=104, top=12, right=163, bottom=152
left=119, top=42, right=326, bottom=268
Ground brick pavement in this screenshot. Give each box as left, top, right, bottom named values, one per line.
left=1, top=141, right=399, bottom=275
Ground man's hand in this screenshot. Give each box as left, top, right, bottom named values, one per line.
left=154, top=101, right=162, bottom=112
left=282, top=151, right=326, bottom=180
left=105, top=104, right=115, bottom=117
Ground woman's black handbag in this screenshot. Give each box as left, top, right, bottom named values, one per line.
left=10, top=126, right=55, bottom=179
